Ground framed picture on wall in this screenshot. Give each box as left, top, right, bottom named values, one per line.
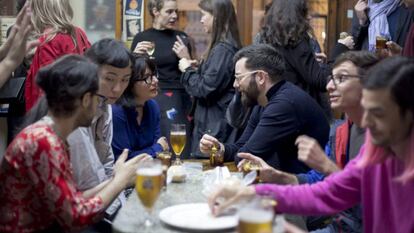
left=123, top=0, right=144, bottom=48
left=126, top=18, right=142, bottom=38
left=125, top=0, right=143, bottom=17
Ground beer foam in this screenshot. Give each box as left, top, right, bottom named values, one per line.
left=137, top=167, right=162, bottom=176
left=239, top=209, right=273, bottom=223
left=170, top=131, right=186, bottom=135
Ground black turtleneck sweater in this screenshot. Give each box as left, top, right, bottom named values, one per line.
left=131, top=28, right=191, bottom=89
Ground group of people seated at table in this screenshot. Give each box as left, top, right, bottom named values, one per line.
left=0, top=0, right=414, bottom=232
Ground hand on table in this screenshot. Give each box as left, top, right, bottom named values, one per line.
left=208, top=184, right=256, bottom=216
left=200, top=134, right=224, bottom=156
left=237, top=153, right=298, bottom=184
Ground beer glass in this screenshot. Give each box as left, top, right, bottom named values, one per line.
left=242, top=161, right=261, bottom=183
left=135, top=160, right=163, bottom=227
left=170, top=124, right=186, bottom=165
left=238, top=197, right=274, bottom=233
left=147, top=42, right=155, bottom=59
left=376, top=35, right=387, bottom=50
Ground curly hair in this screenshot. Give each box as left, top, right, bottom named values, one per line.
left=261, top=0, right=311, bottom=47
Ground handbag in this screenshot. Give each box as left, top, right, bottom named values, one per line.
left=0, top=76, right=25, bottom=104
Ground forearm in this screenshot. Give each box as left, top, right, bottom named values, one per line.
left=96, top=177, right=127, bottom=209
left=82, top=179, right=111, bottom=199
left=320, top=160, right=340, bottom=176
left=0, top=59, right=16, bottom=88
left=255, top=158, right=362, bottom=216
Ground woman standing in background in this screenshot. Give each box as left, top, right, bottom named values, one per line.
left=131, top=0, right=193, bottom=158
left=25, top=0, right=90, bottom=111
left=178, top=0, right=241, bottom=158
left=259, top=0, right=332, bottom=117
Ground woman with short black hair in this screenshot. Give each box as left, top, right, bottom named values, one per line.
left=112, top=55, right=169, bottom=160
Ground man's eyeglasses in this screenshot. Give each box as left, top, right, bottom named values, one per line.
left=137, top=73, right=158, bottom=85
left=328, top=74, right=364, bottom=87
left=234, top=70, right=261, bottom=83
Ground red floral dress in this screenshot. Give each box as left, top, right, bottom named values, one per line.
left=0, top=117, right=104, bottom=233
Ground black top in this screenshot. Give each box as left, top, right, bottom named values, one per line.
left=224, top=80, right=330, bottom=174
left=131, top=28, right=191, bottom=89
left=277, top=39, right=332, bottom=116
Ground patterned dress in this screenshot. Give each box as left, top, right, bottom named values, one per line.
left=0, top=116, right=104, bottom=233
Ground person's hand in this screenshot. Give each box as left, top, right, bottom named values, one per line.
left=386, top=41, right=402, bottom=56
left=338, top=36, right=355, bottom=50
left=355, top=0, right=369, bottom=26
left=315, top=53, right=327, bottom=64
left=113, top=149, right=152, bottom=187
left=199, top=134, right=223, bottom=155
left=173, top=35, right=191, bottom=59
left=237, top=153, right=298, bottom=184
left=133, top=41, right=153, bottom=54
left=295, top=135, right=339, bottom=175
left=178, top=58, right=197, bottom=72
left=208, top=184, right=256, bottom=216
left=1, top=4, right=39, bottom=69
left=157, top=136, right=170, bottom=151
left=237, top=152, right=270, bottom=171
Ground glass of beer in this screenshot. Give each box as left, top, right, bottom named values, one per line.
left=238, top=197, right=274, bottom=233
left=157, top=151, right=172, bottom=168
left=241, top=161, right=262, bottom=183
left=135, top=160, right=163, bottom=227
left=376, top=35, right=387, bottom=50
left=147, top=41, right=155, bottom=58
left=170, top=124, right=186, bottom=165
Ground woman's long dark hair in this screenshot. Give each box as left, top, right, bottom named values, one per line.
left=198, top=0, right=242, bottom=58
left=117, top=54, right=157, bottom=108
left=261, top=0, right=311, bottom=48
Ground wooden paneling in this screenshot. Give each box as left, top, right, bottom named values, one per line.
left=237, top=0, right=253, bottom=46
left=115, top=0, right=122, bottom=40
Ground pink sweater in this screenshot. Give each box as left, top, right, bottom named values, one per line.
left=256, top=149, right=414, bottom=233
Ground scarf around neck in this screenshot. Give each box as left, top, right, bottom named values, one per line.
left=367, top=0, right=401, bottom=51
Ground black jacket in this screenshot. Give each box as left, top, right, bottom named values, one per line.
left=181, top=41, right=239, bottom=157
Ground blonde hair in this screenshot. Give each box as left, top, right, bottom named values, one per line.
left=30, top=0, right=76, bottom=44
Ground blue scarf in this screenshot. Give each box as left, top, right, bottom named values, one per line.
left=368, top=0, right=401, bottom=51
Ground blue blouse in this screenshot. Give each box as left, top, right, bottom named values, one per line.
left=112, top=99, right=163, bottom=160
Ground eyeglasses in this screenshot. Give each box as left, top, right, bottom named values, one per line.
left=95, top=93, right=108, bottom=104
left=234, top=70, right=261, bottom=83
left=137, top=72, right=158, bottom=85
left=328, top=74, right=364, bottom=87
